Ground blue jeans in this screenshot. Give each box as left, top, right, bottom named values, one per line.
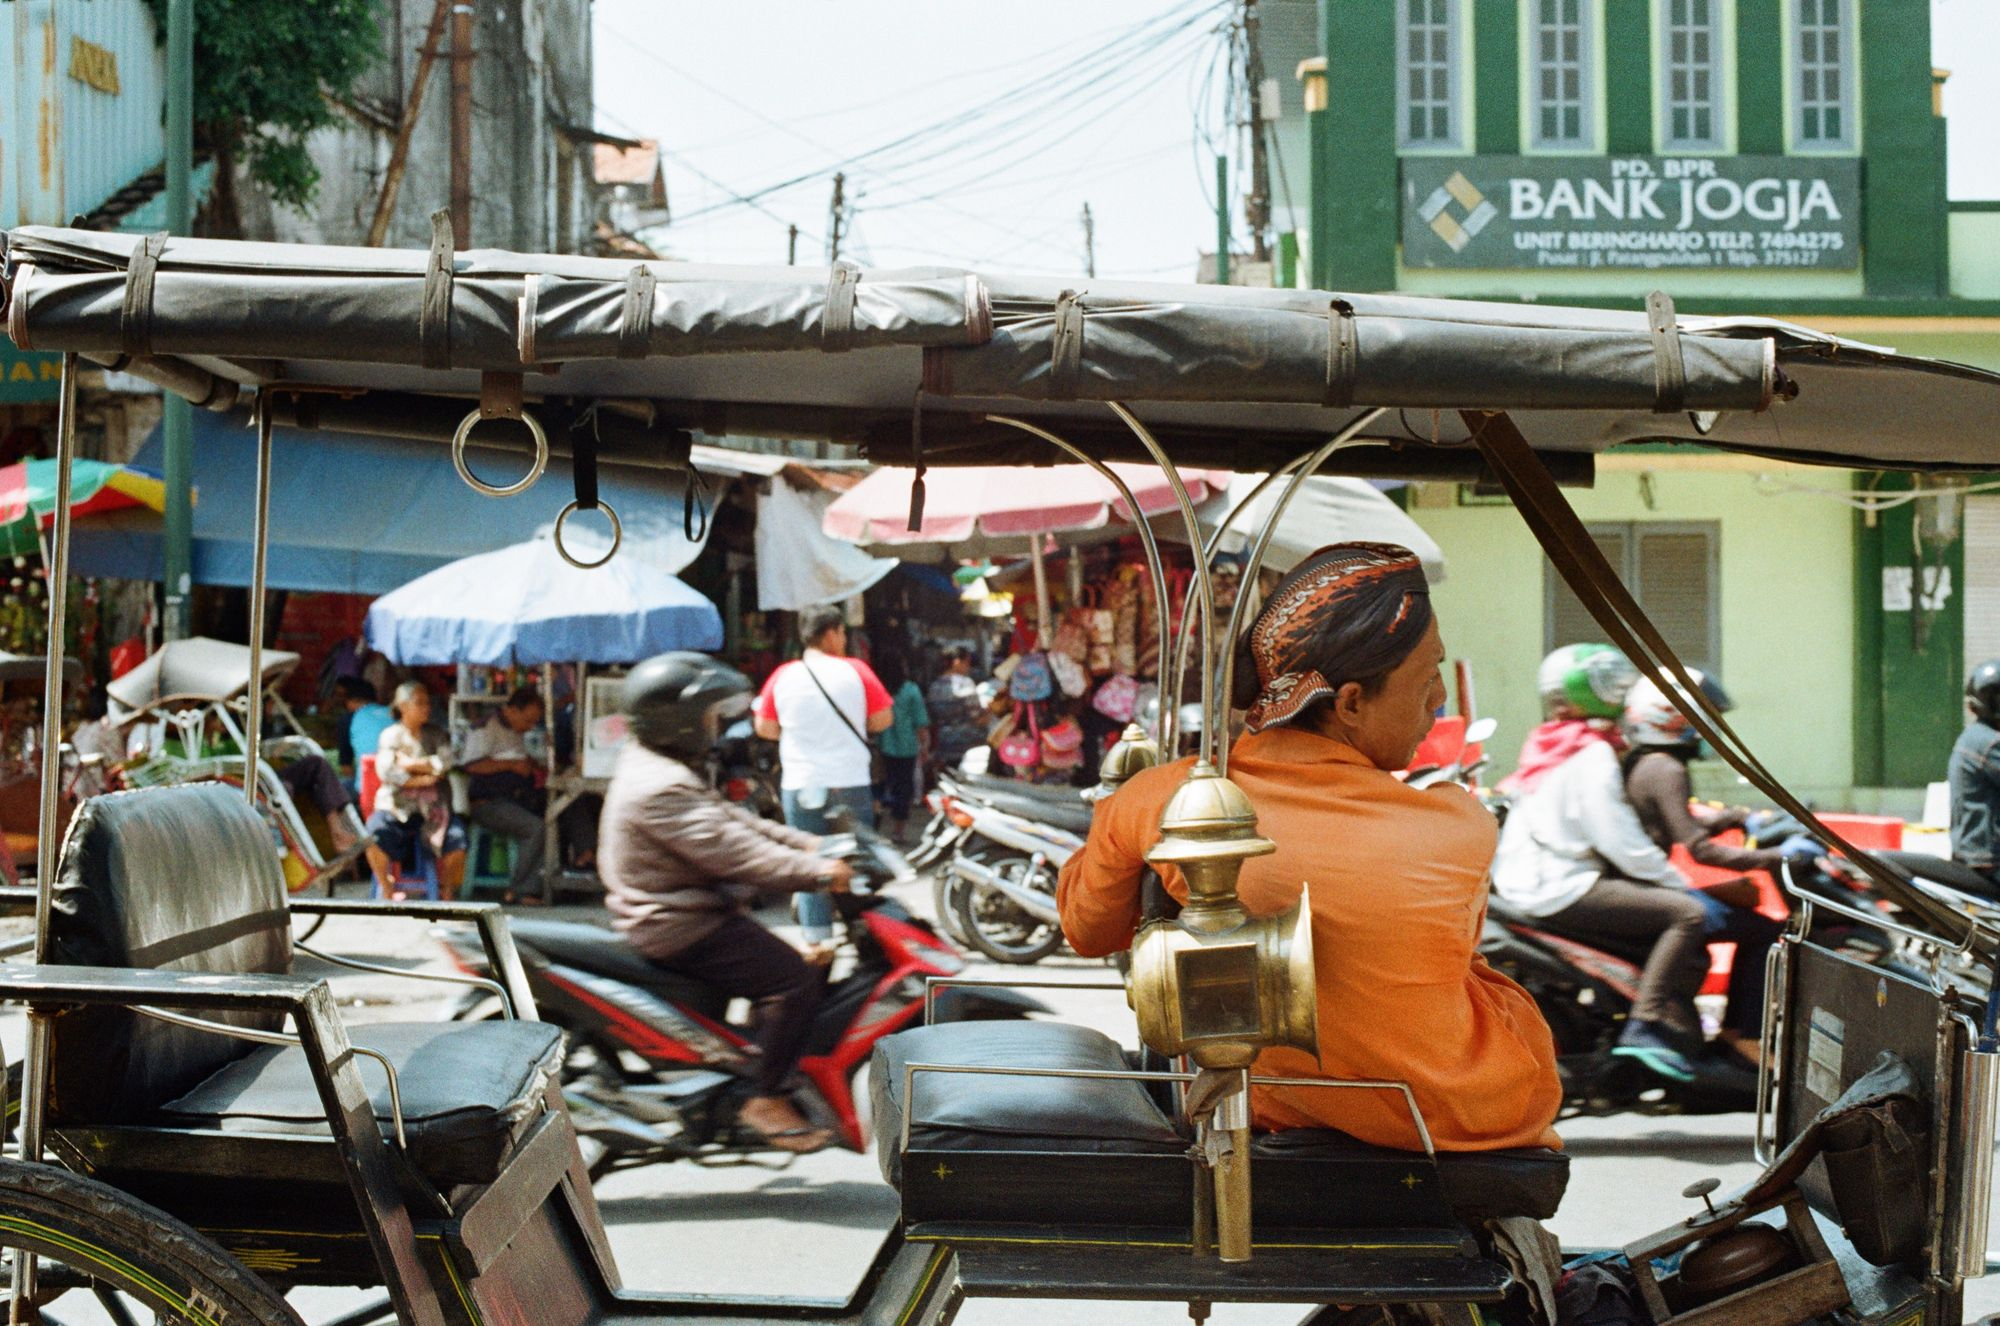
left=781, top=786, right=874, bottom=941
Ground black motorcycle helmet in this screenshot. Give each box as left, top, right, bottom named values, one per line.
left=1969, top=659, right=2000, bottom=725
left=622, top=652, right=752, bottom=761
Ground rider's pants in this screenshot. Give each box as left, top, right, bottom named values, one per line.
left=661, top=913, right=826, bottom=1096
left=1541, top=876, right=1712, bottom=1043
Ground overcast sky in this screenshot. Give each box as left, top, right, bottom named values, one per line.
left=593, top=1, right=2000, bottom=278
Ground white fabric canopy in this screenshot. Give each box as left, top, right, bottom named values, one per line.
left=1187, top=476, right=1446, bottom=584
left=756, top=479, right=898, bottom=611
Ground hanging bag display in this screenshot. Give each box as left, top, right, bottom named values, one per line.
left=997, top=703, right=1041, bottom=769
left=1009, top=650, right=1055, bottom=702
left=1092, top=672, right=1142, bottom=724
left=1050, top=650, right=1089, bottom=698
left=1040, top=714, right=1084, bottom=770
left=1079, top=585, right=1117, bottom=673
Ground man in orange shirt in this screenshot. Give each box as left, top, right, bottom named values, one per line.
left=1059, top=543, right=1563, bottom=1154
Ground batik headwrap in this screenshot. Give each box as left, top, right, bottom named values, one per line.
left=1236, top=542, right=1433, bottom=734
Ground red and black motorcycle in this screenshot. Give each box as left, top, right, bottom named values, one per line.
left=435, top=829, right=1047, bottom=1176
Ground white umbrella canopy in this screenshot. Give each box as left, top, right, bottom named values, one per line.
left=1184, top=475, right=1447, bottom=584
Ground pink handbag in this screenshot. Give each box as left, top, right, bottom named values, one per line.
left=1092, top=673, right=1142, bottom=724
left=997, top=704, right=1041, bottom=769
left=1040, top=715, right=1084, bottom=770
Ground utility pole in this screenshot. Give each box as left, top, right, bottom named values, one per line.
left=367, top=0, right=453, bottom=246
left=787, top=224, right=799, bottom=265
left=1214, top=155, right=1231, bottom=285
left=449, top=1, right=474, bottom=247
left=161, top=0, right=194, bottom=640
left=1241, top=0, right=1272, bottom=263
left=827, top=173, right=847, bottom=263
left=1080, top=202, right=1096, bottom=278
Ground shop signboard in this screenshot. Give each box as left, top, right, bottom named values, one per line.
left=1401, top=155, right=1861, bottom=272
left=0, top=339, right=62, bottom=404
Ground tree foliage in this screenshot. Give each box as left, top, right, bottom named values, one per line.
left=145, top=0, right=380, bottom=212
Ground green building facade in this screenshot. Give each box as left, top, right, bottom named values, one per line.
left=1278, top=0, right=1999, bottom=805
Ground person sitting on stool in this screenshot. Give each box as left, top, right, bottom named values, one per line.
left=461, top=686, right=549, bottom=903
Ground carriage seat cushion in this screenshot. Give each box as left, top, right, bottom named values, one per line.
left=157, top=1019, right=565, bottom=1187
left=49, top=784, right=294, bottom=1125
left=1254, top=1129, right=1571, bottom=1221
left=871, top=1021, right=1186, bottom=1189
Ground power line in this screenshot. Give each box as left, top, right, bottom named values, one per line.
left=660, top=1, right=1225, bottom=225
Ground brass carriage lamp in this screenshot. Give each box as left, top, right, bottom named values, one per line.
left=1129, top=761, right=1317, bottom=1263
left=1089, top=722, right=1161, bottom=801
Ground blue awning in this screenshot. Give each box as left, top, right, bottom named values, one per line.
left=70, top=412, right=710, bottom=595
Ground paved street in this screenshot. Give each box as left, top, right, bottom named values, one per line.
left=5, top=884, right=1999, bottom=1323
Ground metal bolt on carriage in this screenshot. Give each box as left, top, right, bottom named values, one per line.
left=1, top=219, right=1999, bottom=1325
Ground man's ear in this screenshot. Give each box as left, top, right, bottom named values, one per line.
left=1332, top=681, right=1366, bottom=724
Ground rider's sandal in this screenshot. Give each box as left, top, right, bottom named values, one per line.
left=748, top=1123, right=835, bottom=1155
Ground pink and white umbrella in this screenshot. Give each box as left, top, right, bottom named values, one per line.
left=822, top=463, right=1231, bottom=549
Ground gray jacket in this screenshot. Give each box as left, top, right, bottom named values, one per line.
left=599, top=743, right=827, bottom=959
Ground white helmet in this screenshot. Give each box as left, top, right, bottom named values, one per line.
left=1621, top=670, right=1733, bottom=751
left=1536, top=644, right=1638, bottom=720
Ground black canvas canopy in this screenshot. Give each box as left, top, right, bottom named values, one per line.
left=5, top=224, right=1999, bottom=476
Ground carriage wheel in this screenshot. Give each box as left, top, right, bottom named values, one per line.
left=0, top=1158, right=300, bottom=1325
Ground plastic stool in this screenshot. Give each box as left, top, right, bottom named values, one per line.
left=464, top=824, right=518, bottom=900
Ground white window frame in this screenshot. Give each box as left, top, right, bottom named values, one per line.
left=1396, top=0, right=1466, bottom=151
left=1790, top=0, right=1856, bottom=152
left=1658, top=0, right=1727, bottom=151
left=1526, top=0, right=1600, bottom=152
left=1544, top=521, right=1722, bottom=673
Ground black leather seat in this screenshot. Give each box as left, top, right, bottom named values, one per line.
left=872, top=1021, right=1567, bottom=1228
left=1877, top=850, right=2000, bottom=901
left=949, top=775, right=1094, bottom=837
left=159, top=1019, right=563, bottom=1186
left=47, top=783, right=564, bottom=1189
left=505, top=917, right=724, bottom=1012
left=1254, top=1129, right=1569, bottom=1221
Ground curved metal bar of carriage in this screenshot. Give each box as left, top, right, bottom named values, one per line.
left=0, top=222, right=1999, bottom=1326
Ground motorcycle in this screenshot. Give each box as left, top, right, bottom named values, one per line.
left=434, top=824, right=1048, bottom=1176
left=919, top=761, right=1090, bottom=964
left=707, top=717, right=781, bottom=822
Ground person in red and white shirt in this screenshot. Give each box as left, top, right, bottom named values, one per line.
left=753, top=606, right=894, bottom=862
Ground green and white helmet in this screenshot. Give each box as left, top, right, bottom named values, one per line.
left=1536, top=644, right=1639, bottom=720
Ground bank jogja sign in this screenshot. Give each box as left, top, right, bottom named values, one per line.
left=1401, top=155, right=1861, bottom=271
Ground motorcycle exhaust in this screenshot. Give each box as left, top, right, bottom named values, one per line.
left=950, top=852, right=1062, bottom=925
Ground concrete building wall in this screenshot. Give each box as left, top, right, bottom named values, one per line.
left=1411, top=462, right=1856, bottom=803
left=232, top=0, right=594, bottom=252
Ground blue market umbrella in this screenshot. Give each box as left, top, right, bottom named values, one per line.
left=365, top=533, right=722, bottom=666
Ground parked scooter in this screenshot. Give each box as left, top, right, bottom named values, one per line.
left=435, top=824, right=1047, bottom=1176
left=707, top=717, right=781, bottom=822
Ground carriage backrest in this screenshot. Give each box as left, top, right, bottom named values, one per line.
left=46, top=782, right=293, bottom=1124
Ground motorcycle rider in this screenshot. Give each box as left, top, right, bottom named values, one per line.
left=1619, top=674, right=1798, bottom=1069
left=1496, top=644, right=1637, bottom=799
left=1062, top=543, right=1563, bottom=1155
left=1950, top=659, right=2000, bottom=887
left=599, top=651, right=854, bottom=1154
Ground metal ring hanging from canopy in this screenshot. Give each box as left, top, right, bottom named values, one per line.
left=552, top=499, right=623, bottom=570
left=451, top=407, right=549, bottom=498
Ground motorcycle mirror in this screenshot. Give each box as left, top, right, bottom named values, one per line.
left=1464, top=717, right=1498, bottom=745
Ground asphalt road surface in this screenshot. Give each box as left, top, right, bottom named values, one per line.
left=4, top=884, right=1998, bottom=1324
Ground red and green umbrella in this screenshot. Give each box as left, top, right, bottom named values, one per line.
left=0, top=459, right=178, bottom=557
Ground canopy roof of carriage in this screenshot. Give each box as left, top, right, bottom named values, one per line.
left=6, top=225, right=2000, bottom=477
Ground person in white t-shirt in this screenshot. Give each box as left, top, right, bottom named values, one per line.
left=753, top=609, right=893, bottom=941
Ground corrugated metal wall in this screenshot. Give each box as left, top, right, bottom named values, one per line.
left=3, top=0, right=163, bottom=228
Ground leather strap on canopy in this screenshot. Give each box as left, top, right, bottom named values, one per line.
left=823, top=261, right=860, bottom=351
left=1325, top=300, right=1357, bottom=408
left=420, top=210, right=455, bottom=370
left=1467, top=408, right=1986, bottom=959
left=119, top=233, right=167, bottom=357
left=1050, top=289, right=1085, bottom=401
left=617, top=265, right=656, bottom=360
left=1646, top=291, right=1686, bottom=415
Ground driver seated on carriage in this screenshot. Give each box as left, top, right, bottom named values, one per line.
left=1059, top=543, right=1564, bottom=1156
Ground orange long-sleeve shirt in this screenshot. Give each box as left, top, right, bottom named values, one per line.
left=1058, top=727, right=1563, bottom=1153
